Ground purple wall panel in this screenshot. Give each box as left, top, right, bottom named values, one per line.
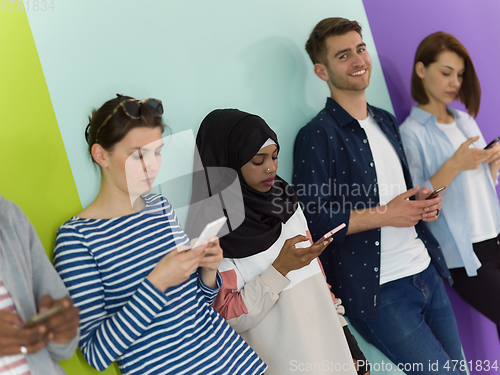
left=363, top=0, right=500, bottom=372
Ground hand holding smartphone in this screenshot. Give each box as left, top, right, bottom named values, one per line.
left=484, top=136, right=500, bottom=150
left=313, top=223, right=346, bottom=245
left=25, top=305, right=63, bottom=327
left=425, top=186, right=446, bottom=200
left=180, top=217, right=227, bottom=252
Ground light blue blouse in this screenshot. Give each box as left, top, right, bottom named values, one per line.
left=400, top=106, right=500, bottom=276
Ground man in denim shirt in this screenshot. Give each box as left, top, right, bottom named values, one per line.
left=293, top=17, right=465, bottom=375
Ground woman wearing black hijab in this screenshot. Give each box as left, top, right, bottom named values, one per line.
left=186, top=109, right=368, bottom=375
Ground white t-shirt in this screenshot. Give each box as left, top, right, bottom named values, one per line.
left=358, top=115, right=431, bottom=285
left=436, top=120, right=500, bottom=242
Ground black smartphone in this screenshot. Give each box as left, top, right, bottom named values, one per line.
left=426, top=186, right=446, bottom=200
left=484, top=136, right=500, bottom=150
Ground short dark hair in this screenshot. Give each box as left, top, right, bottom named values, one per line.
left=411, top=32, right=481, bottom=117
left=85, top=95, right=166, bottom=164
left=305, top=17, right=362, bottom=65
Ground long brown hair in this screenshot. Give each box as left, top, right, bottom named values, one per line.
left=411, top=32, right=480, bottom=117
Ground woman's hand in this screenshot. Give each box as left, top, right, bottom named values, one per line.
left=199, top=238, right=223, bottom=272
left=430, top=137, right=496, bottom=193
left=147, top=245, right=206, bottom=292
left=35, top=296, right=80, bottom=344
left=272, top=235, right=332, bottom=277
left=487, top=142, right=500, bottom=180
left=449, top=136, right=492, bottom=173
left=199, top=238, right=224, bottom=288
left=0, top=310, right=49, bottom=356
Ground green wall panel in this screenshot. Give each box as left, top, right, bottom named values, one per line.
left=0, top=8, right=120, bottom=375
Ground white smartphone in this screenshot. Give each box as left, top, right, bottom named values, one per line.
left=313, top=223, right=346, bottom=245
left=181, top=217, right=227, bottom=251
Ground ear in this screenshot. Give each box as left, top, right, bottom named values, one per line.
left=91, top=143, right=109, bottom=168
left=314, top=63, right=330, bottom=82
left=415, top=61, right=426, bottom=79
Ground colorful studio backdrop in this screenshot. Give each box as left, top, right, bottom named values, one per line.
left=1, top=1, right=499, bottom=374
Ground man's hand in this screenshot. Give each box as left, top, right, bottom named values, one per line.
left=0, top=310, right=48, bottom=355
left=383, top=186, right=441, bottom=227
left=416, top=186, right=442, bottom=222
left=36, top=295, right=79, bottom=344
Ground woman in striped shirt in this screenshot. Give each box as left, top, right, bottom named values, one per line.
left=53, top=95, right=267, bottom=375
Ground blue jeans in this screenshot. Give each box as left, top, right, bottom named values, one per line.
left=349, top=263, right=466, bottom=375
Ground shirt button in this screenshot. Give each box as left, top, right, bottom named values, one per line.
left=374, top=187, right=377, bottom=193
left=370, top=162, right=374, bottom=167
left=363, top=139, right=368, bottom=143
left=374, top=267, right=379, bottom=272
left=375, top=241, right=380, bottom=246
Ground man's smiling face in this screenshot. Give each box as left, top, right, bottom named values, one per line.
left=319, top=30, right=372, bottom=93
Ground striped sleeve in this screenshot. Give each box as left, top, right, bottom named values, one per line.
left=53, top=225, right=169, bottom=371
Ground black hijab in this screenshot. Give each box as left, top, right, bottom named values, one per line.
left=185, top=109, right=298, bottom=258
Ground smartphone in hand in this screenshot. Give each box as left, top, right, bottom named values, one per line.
left=426, top=186, right=446, bottom=200
left=25, top=305, right=63, bottom=327
left=180, top=217, right=227, bottom=252
left=313, top=223, right=346, bottom=245
left=484, top=136, right=500, bottom=150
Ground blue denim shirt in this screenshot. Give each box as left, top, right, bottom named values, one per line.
left=400, top=106, right=500, bottom=276
left=292, top=98, right=451, bottom=319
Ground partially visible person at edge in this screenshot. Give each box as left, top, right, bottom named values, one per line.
left=52, top=95, right=267, bottom=375
left=185, top=108, right=369, bottom=375
left=0, top=196, right=80, bottom=375
left=399, top=32, right=500, bottom=340
left=292, top=18, right=466, bottom=375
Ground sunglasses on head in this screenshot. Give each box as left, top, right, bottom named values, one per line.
left=94, top=98, right=164, bottom=144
